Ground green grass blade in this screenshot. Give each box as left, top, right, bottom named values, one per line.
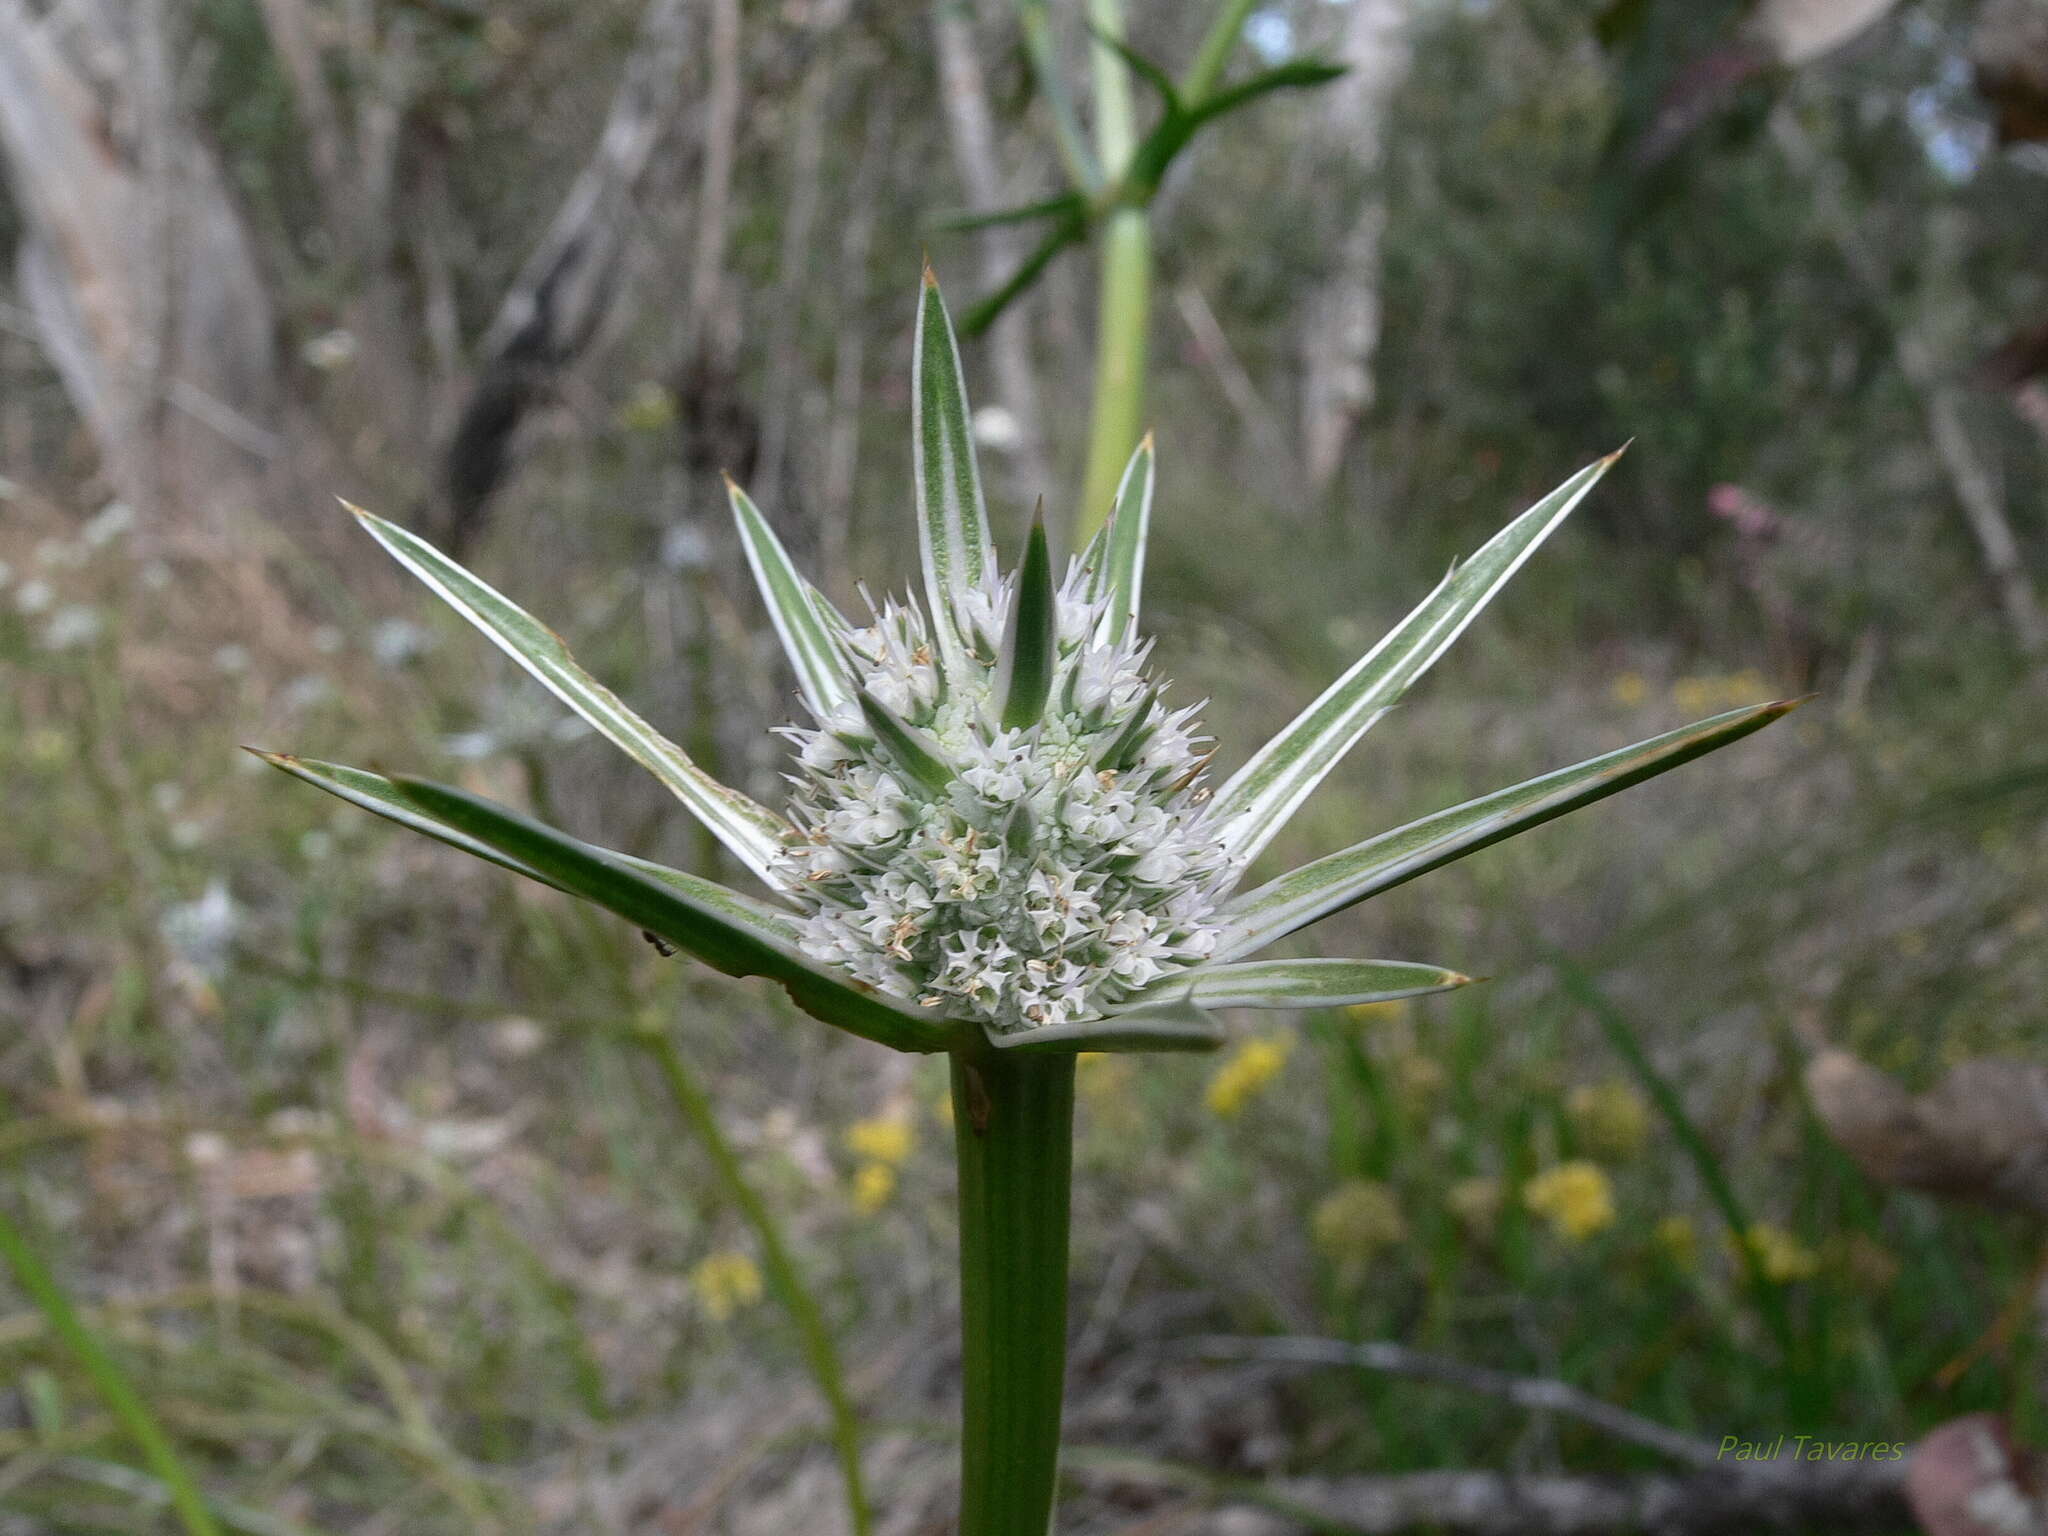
left=1207, top=452, right=1622, bottom=869
left=0, top=1203, right=225, bottom=1536
left=983, top=997, right=1224, bottom=1054
left=347, top=502, right=793, bottom=887
left=1077, top=434, right=1153, bottom=645
left=998, top=509, right=1057, bottom=729
left=249, top=751, right=800, bottom=942
left=1216, top=698, right=1797, bottom=960
left=913, top=268, right=996, bottom=653
left=389, top=776, right=962, bottom=1053
left=726, top=477, right=853, bottom=717
left=1116, top=958, right=1472, bottom=1011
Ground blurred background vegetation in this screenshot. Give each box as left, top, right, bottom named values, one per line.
left=2, top=0, right=2046, bottom=1529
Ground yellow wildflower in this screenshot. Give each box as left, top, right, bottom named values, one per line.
left=1610, top=671, right=1648, bottom=708
left=1392, top=1051, right=1446, bottom=1108
left=1312, top=1179, right=1406, bottom=1271
left=845, top=1113, right=914, bottom=1167
left=1733, top=1224, right=1819, bottom=1283
left=1653, top=1214, right=1698, bottom=1267
left=1447, top=1176, right=1504, bottom=1237
left=1205, top=1035, right=1292, bottom=1118
left=690, top=1250, right=763, bottom=1322
left=1566, top=1079, right=1652, bottom=1161
left=617, top=380, right=677, bottom=432
left=1344, top=999, right=1409, bottom=1027
left=1524, top=1161, right=1616, bottom=1242
left=851, top=1161, right=896, bottom=1214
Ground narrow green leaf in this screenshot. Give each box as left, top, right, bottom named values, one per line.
left=726, top=476, right=853, bottom=717
left=382, top=777, right=963, bottom=1053
left=1082, top=23, right=1182, bottom=112
left=0, top=1205, right=226, bottom=1536
left=931, top=193, right=1089, bottom=234
left=1215, top=698, right=1798, bottom=961
left=855, top=688, right=956, bottom=796
left=1208, top=452, right=1622, bottom=868
left=983, top=997, right=1225, bottom=1055
left=1115, top=958, right=1472, bottom=1012
left=998, top=507, right=1057, bottom=729
left=913, top=270, right=996, bottom=651
left=250, top=750, right=801, bottom=943
left=346, top=503, right=793, bottom=887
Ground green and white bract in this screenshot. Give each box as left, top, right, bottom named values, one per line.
left=775, top=571, right=1228, bottom=1033
left=259, top=271, right=1794, bottom=1058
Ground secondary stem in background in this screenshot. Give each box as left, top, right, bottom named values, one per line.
left=951, top=1052, right=1077, bottom=1536
left=637, top=1023, right=874, bottom=1536
left=1077, top=0, right=1148, bottom=544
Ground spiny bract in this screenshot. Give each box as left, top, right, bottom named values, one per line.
left=258, top=271, right=1793, bottom=1058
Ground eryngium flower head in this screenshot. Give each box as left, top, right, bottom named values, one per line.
left=774, top=564, right=1227, bottom=1033
left=260, top=272, right=1795, bottom=1058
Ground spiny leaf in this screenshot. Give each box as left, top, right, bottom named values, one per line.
left=1077, top=434, right=1153, bottom=645
left=1215, top=697, right=1798, bottom=961
left=388, top=776, right=964, bottom=1053
left=1208, top=452, right=1623, bottom=870
left=913, top=269, right=995, bottom=655
left=726, top=476, right=853, bottom=716
left=249, top=750, right=800, bottom=942
left=998, top=506, right=1057, bottom=729
left=1114, top=958, right=1473, bottom=1012
left=346, top=502, right=793, bottom=888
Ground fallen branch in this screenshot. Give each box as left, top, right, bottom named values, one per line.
left=1166, top=1334, right=1721, bottom=1469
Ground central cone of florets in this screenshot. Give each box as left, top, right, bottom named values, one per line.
left=773, top=566, right=1231, bottom=1033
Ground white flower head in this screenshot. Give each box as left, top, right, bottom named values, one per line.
left=773, top=563, right=1229, bottom=1034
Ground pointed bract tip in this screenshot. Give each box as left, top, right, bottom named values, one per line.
left=921, top=259, right=939, bottom=289
left=1767, top=692, right=1818, bottom=716
left=1139, top=429, right=1155, bottom=451
left=337, top=496, right=371, bottom=520
left=1601, top=440, right=1635, bottom=465
left=241, top=744, right=289, bottom=766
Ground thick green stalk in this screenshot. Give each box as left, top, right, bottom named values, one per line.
left=1078, top=209, right=1151, bottom=545
left=638, top=1025, right=873, bottom=1536
left=0, top=1200, right=225, bottom=1536
left=952, top=1051, right=1076, bottom=1536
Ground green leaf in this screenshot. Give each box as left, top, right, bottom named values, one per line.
left=1076, top=433, right=1153, bottom=645
left=1215, top=698, right=1798, bottom=961
left=983, top=996, right=1225, bottom=1055
left=347, top=502, right=793, bottom=888
left=913, top=269, right=996, bottom=653
left=931, top=194, right=1088, bottom=234
left=249, top=751, right=801, bottom=942
left=855, top=688, right=956, bottom=796
left=1116, top=958, right=1472, bottom=1012
left=388, top=776, right=965, bottom=1053
left=961, top=212, right=1089, bottom=337
left=726, top=476, right=852, bottom=717
left=1207, top=452, right=1622, bottom=868
left=1083, top=23, right=1182, bottom=113
left=1124, top=58, right=1348, bottom=197
left=998, top=507, right=1057, bottom=729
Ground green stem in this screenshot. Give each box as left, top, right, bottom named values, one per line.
left=1180, top=0, right=1258, bottom=105
left=952, top=1051, right=1076, bottom=1536
left=637, top=1025, right=873, bottom=1536
left=0, top=1199, right=225, bottom=1536
left=1077, top=206, right=1151, bottom=544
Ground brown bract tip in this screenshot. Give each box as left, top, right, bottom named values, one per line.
left=1601, top=439, right=1636, bottom=465
left=921, top=258, right=938, bottom=288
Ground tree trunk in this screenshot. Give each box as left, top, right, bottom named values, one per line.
left=438, top=0, right=696, bottom=552
left=1299, top=0, right=1413, bottom=498
left=0, top=0, right=281, bottom=525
